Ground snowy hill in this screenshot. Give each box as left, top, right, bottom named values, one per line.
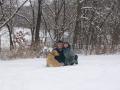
left=0, top=55, right=120, bottom=90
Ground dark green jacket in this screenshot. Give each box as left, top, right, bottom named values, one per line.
left=54, top=48, right=65, bottom=64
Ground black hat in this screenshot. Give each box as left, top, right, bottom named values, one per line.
left=56, top=40, right=63, bottom=43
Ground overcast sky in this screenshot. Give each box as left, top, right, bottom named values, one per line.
left=20, top=0, right=53, bottom=6
left=19, top=0, right=31, bottom=6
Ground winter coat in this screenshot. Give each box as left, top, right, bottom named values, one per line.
left=54, top=48, right=65, bottom=64
left=63, top=48, right=77, bottom=65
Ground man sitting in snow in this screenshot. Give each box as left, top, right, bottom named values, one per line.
left=54, top=41, right=66, bottom=65
left=47, top=41, right=65, bottom=67
left=47, top=40, right=78, bottom=67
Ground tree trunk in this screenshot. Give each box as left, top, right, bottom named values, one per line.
left=35, top=0, right=42, bottom=45
left=73, top=0, right=82, bottom=49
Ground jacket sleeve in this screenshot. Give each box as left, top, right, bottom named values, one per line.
left=70, top=49, right=75, bottom=57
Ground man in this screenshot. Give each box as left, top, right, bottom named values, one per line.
left=53, top=41, right=65, bottom=65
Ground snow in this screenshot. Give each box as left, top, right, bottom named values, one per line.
left=82, top=7, right=93, bottom=9
left=79, top=0, right=85, bottom=3
left=81, top=16, right=89, bottom=20
left=0, top=27, right=54, bottom=49
left=0, top=55, right=120, bottom=90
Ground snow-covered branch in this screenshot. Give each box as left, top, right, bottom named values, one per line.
left=0, top=0, right=29, bottom=29
left=81, top=7, right=93, bottom=9
left=15, top=13, right=31, bottom=25
left=79, top=0, right=85, bottom=3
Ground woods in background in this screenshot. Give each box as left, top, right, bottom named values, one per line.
left=0, top=0, right=120, bottom=57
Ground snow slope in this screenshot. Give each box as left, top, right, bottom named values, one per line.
left=0, top=55, right=120, bottom=90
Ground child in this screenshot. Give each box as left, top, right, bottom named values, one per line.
left=64, top=42, right=78, bottom=65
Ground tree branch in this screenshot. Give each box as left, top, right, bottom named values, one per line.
left=15, top=13, right=31, bottom=25
left=0, top=0, right=29, bottom=29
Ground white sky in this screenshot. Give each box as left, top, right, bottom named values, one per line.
left=20, top=0, right=53, bottom=6
left=19, top=0, right=31, bottom=6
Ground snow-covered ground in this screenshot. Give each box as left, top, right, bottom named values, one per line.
left=0, top=55, right=120, bottom=90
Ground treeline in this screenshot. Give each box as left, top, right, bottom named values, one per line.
left=0, top=0, right=120, bottom=55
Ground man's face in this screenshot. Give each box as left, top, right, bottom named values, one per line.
left=57, top=43, right=63, bottom=49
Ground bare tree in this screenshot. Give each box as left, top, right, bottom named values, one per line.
left=34, top=0, right=43, bottom=46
